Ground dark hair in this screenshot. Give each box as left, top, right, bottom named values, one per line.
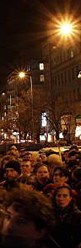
left=33, top=163, right=49, bottom=174
left=53, top=166, right=70, bottom=178
left=69, top=145, right=78, bottom=151
left=54, top=184, right=73, bottom=196
left=5, top=160, right=21, bottom=175
left=52, top=183, right=76, bottom=207
left=7, top=186, right=55, bottom=230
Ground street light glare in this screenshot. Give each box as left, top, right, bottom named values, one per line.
left=59, top=22, right=73, bottom=36
left=18, top=71, right=26, bottom=79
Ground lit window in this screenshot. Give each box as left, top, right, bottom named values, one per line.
left=70, top=50, right=74, bottom=58
left=39, top=63, right=44, bottom=70
left=40, top=74, right=44, bottom=82
left=41, top=112, right=47, bottom=127
left=75, top=126, right=81, bottom=138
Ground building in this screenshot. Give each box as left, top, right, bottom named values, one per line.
left=41, top=37, right=81, bottom=143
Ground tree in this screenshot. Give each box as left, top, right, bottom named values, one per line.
left=16, top=86, right=47, bottom=141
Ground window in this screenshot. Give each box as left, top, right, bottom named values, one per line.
left=70, top=50, right=74, bottom=58
left=40, top=74, right=44, bottom=82
left=39, top=63, right=44, bottom=70
left=41, top=112, right=47, bottom=127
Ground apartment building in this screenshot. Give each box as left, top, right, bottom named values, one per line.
left=42, top=38, right=81, bottom=142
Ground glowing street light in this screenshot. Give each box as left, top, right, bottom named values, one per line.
left=59, top=22, right=73, bottom=36
left=18, top=70, right=34, bottom=139
left=57, top=19, right=76, bottom=40
left=18, top=71, right=26, bottom=79
left=54, top=16, right=78, bottom=43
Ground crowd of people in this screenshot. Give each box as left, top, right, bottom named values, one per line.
left=0, top=144, right=81, bottom=247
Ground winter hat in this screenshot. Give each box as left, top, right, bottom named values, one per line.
left=10, top=145, right=18, bottom=150
left=5, top=160, right=21, bottom=175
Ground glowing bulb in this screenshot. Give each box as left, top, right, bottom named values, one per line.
left=59, top=22, right=73, bottom=36
left=18, top=71, right=26, bottom=79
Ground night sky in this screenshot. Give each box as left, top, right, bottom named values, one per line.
left=0, top=0, right=81, bottom=90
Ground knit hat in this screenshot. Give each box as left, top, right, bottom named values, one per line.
left=5, top=160, right=21, bottom=175
left=10, top=145, right=17, bottom=150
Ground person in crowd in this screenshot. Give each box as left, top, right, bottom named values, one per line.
left=70, top=167, right=81, bottom=210
left=19, top=151, right=32, bottom=162
left=0, top=187, right=60, bottom=248
left=65, top=145, right=81, bottom=173
left=53, top=166, right=70, bottom=185
left=0, top=188, right=9, bottom=231
left=7, top=146, right=20, bottom=160
left=52, top=184, right=81, bottom=248
left=43, top=166, right=70, bottom=202
left=47, top=154, right=63, bottom=179
left=20, top=160, right=33, bottom=184
left=37, top=152, right=48, bottom=165
left=33, top=164, right=52, bottom=192
left=0, top=160, right=22, bottom=191
left=0, top=155, right=18, bottom=182
left=71, top=166, right=81, bottom=188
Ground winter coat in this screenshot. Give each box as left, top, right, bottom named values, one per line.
left=33, top=178, right=52, bottom=192
left=0, top=233, right=62, bottom=248
left=52, top=201, right=81, bottom=248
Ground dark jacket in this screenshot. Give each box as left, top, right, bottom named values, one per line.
left=0, top=234, right=62, bottom=248
left=0, top=178, right=21, bottom=191
left=33, top=179, right=52, bottom=192
left=52, top=201, right=81, bottom=248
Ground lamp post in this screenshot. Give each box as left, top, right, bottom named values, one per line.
left=54, top=18, right=76, bottom=143
left=30, top=75, right=34, bottom=140
left=18, top=71, right=34, bottom=140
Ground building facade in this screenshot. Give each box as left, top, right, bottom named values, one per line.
left=42, top=38, right=81, bottom=143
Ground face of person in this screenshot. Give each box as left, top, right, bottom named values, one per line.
left=25, top=154, right=32, bottom=161
left=53, top=169, right=68, bottom=184
left=2, top=205, right=45, bottom=248
left=39, top=154, right=47, bottom=162
left=55, top=187, right=72, bottom=208
left=5, top=168, right=19, bottom=181
left=22, top=161, right=32, bottom=175
left=36, top=165, right=50, bottom=184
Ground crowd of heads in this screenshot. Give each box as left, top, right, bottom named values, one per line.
left=0, top=144, right=80, bottom=247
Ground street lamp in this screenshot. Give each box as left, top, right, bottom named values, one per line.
left=58, top=21, right=74, bottom=37
left=18, top=71, right=26, bottom=79
left=18, top=71, right=34, bottom=140
left=54, top=17, right=78, bottom=44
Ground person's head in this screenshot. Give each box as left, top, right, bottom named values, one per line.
left=21, top=160, right=32, bottom=175
left=35, top=164, right=50, bottom=184
left=1, top=187, right=54, bottom=248
left=71, top=166, right=81, bottom=183
left=53, top=166, right=69, bottom=184
left=8, top=146, right=19, bottom=158
left=69, top=145, right=78, bottom=152
left=10, top=145, right=18, bottom=151
left=5, top=160, right=21, bottom=182
left=39, top=153, right=47, bottom=163
left=1, top=155, right=15, bottom=170
left=53, top=184, right=73, bottom=208
left=23, top=152, right=32, bottom=162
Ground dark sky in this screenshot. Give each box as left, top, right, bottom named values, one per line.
left=0, top=0, right=81, bottom=90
